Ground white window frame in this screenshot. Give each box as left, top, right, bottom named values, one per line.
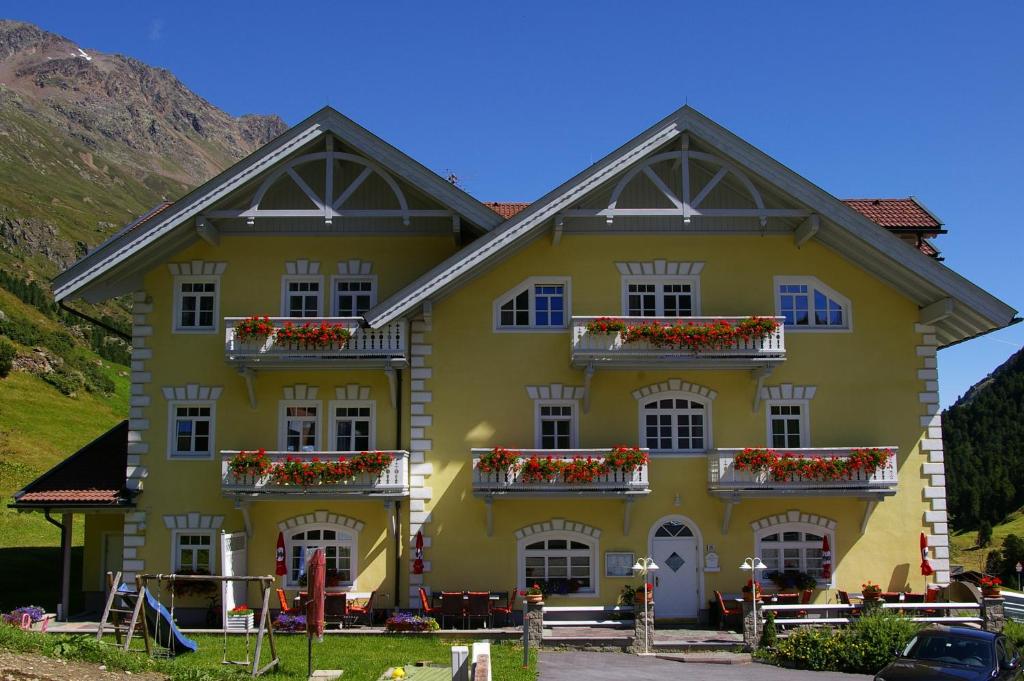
left=327, top=399, right=376, bottom=452
left=166, top=401, right=216, bottom=460
left=172, top=530, right=216, bottom=573
left=493, top=276, right=572, bottom=332
left=517, top=530, right=598, bottom=598
left=754, top=521, right=834, bottom=587
left=172, top=275, right=220, bottom=334
left=637, top=391, right=713, bottom=456
left=329, top=275, right=378, bottom=318
left=620, top=275, right=701, bottom=317
left=765, top=400, right=810, bottom=448
left=278, top=400, right=322, bottom=452
left=284, top=522, right=358, bottom=590
left=281, top=275, right=325, bottom=318
left=773, top=276, right=852, bottom=332
left=534, top=399, right=579, bottom=449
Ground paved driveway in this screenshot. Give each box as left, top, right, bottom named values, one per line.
left=539, top=651, right=872, bottom=680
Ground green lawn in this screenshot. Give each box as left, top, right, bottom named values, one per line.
left=950, top=509, right=1024, bottom=574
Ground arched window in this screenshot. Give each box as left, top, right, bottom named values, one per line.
left=286, top=523, right=358, bottom=588
left=654, top=520, right=694, bottom=538
left=639, top=392, right=712, bottom=453
left=754, top=522, right=833, bottom=584
left=517, top=529, right=597, bottom=596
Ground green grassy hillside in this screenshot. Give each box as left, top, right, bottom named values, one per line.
left=950, top=510, right=1024, bottom=576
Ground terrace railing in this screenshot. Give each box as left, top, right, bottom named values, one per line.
left=470, top=449, right=650, bottom=497
left=708, top=447, right=898, bottom=497
left=224, top=317, right=406, bottom=365
left=570, top=316, right=786, bottom=368
left=221, top=450, right=409, bottom=498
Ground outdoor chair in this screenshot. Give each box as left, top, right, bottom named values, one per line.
left=921, top=586, right=940, bottom=617
left=465, top=591, right=491, bottom=629
left=881, top=591, right=902, bottom=603
left=347, top=591, right=375, bottom=626
left=418, top=587, right=441, bottom=618
left=837, top=590, right=862, bottom=616
left=795, top=588, right=813, bottom=618
left=489, top=589, right=516, bottom=627
left=714, top=591, right=741, bottom=631
left=324, top=593, right=347, bottom=624
left=441, top=592, right=466, bottom=629
left=276, top=588, right=300, bottom=615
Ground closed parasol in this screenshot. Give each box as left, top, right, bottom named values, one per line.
left=821, top=535, right=832, bottom=580
left=304, top=548, right=326, bottom=678
left=275, top=532, right=287, bottom=577
left=920, top=532, right=934, bottom=576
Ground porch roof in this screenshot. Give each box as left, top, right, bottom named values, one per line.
left=10, top=421, right=133, bottom=510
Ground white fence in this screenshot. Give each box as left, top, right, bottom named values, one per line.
left=760, top=601, right=983, bottom=627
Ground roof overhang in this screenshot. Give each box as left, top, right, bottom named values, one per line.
left=53, top=106, right=504, bottom=303
left=365, top=105, right=1017, bottom=347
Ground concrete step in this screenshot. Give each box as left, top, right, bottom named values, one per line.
left=656, top=651, right=752, bottom=665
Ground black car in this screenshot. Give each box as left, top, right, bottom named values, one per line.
left=875, top=626, right=1022, bottom=680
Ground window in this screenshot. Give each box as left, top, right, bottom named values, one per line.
left=519, top=533, right=596, bottom=594
left=640, top=394, right=710, bottom=453
left=173, top=278, right=218, bottom=332
left=286, top=525, right=357, bottom=588
left=535, top=401, right=577, bottom=449
left=332, top=278, right=376, bottom=317
left=774, top=277, right=850, bottom=330
left=622, top=277, right=700, bottom=316
left=329, top=401, right=374, bottom=451
left=494, top=277, right=571, bottom=331
left=767, top=402, right=809, bottom=448
left=279, top=402, right=320, bottom=452
left=282, top=277, right=323, bottom=317
left=174, top=532, right=214, bottom=573
left=755, top=524, right=832, bottom=582
left=168, top=402, right=214, bottom=458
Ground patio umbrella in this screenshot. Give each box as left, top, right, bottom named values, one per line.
left=920, top=532, right=934, bottom=576
left=413, top=530, right=424, bottom=574
left=821, top=535, right=832, bottom=580
left=275, top=532, right=287, bottom=577
left=305, top=548, right=326, bottom=678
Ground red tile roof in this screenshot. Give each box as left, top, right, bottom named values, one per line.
left=842, top=198, right=941, bottom=230
left=483, top=202, right=530, bottom=219
left=18, top=490, right=123, bottom=503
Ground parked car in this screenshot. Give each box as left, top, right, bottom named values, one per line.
left=875, top=626, right=1021, bottom=680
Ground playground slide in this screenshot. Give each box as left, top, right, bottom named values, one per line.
left=116, top=585, right=197, bottom=655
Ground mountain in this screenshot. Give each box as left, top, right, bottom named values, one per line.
left=944, top=345, right=1024, bottom=528
left=0, top=18, right=287, bottom=276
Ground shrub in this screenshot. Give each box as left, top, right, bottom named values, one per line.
left=979, top=520, right=994, bottom=547
left=0, top=338, right=15, bottom=377
left=759, top=611, right=777, bottom=649
left=385, top=612, right=439, bottom=632
left=1006, top=620, right=1024, bottom=650
left=42, top=365, right=85, bottom=396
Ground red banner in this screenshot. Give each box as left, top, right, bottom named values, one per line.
left=275, top=531, right=287, bottom=576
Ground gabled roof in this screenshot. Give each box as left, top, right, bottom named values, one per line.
left=10, top=421, right=132, bottom=510
left=367, top=105, right=1016, bottom=347
left=53, top=107, right=504, bottom=302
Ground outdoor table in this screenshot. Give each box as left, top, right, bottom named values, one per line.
left=767, top=593, right=800, bottom=604
left=429, top=591, right=501, bottom=603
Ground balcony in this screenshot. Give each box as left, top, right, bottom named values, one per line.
left=470, top=449, right=650, bottom=498
left=570, top=316, right=786, bottom=369
left=221, top=450, right=409, bottom=499
left=224, top=317, right=407, bottom=368
left=707, top=447, right=899, bottom=499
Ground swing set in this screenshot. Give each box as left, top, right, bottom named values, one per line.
left=97, top=571, right=280, bottom=677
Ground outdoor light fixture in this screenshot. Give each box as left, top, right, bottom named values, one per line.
left=738, top=556, right=768, bottom=647
left=739, top=557, right=768, bottom=571
left=632, top=557, right=659, bottom=654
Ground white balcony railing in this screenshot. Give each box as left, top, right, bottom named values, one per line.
left=224, top=317, right=406, bottom=365
left=571, top=316, right=786, bottom=368
left=221, top=450, right=409, bottom=498
left=471, top=449, right=650, bottom=497
left=708, top=447, right=898, bottom=497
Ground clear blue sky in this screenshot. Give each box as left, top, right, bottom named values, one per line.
left=7, top=1, right=1023, bottom=406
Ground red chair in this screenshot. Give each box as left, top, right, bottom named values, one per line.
left=441, top=592, right=465, bottom=629
left=881, top=591, right=902, bottom=603
left=419, top=587, right=441, bottom=617
left=489, top=589, right=516, bottom=627
left=276, top=588, right=300, bottom=615
left=922, top=586, right=940, bottom=617
left=837, top=590, right=862, bottom=617
left=715, top=591, right=741, bottom=630
left=795, top=588, right=813, bottom=618
left=466, top=592, right=491, bottom=628
left=347, top=591, right=375, bottom=626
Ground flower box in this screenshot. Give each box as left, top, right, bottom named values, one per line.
left=227, top=613, right=254, bottom=631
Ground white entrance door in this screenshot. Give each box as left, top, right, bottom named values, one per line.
left=101, top=533, right=123, bottom=589
left=650, top=519, right=700, bottom=619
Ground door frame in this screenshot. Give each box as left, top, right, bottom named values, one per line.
left=99, top=531, right=123, bottom=590
left=647, top=514, right=704, bottom=618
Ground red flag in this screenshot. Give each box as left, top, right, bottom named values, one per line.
left=821, top=535, right=832, bottom=580
left=920, top=532, right=934, bottom=576
left=275, top=532, right=287, bottom=577
left=306, top=549, right=326, bottom=639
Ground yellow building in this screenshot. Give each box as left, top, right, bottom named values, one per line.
left=25, top=105, right=1017, bottom=622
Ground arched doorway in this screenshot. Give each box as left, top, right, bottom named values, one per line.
left=648, top=515, right=702, bottom=619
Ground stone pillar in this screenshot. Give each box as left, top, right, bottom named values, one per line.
left=983, top=597, right=1006, bottom=633
left=524, top=600, right=544, bottom=647
left=630, top=601, right=654, bottom=654
left=741, top=600, right=758, bottom=651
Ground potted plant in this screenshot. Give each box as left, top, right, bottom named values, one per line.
left=861, top=580, right=883, bottom=601
left=520, top=583, right=544, bottom=604
left=618, top=584, right=637, bottom=606
left=227, top=604, right=254, bottom=631
left=227, top=449, right=271, bottom=484
left=477, top=447, right=521, bottom=481
left=980, top=575, right=1002, bottom=597
left=233, top=316, right=275, bottom=344
left=742, top=579, right=762, bottom=602
left=634, top=582, right=654, bottom=604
